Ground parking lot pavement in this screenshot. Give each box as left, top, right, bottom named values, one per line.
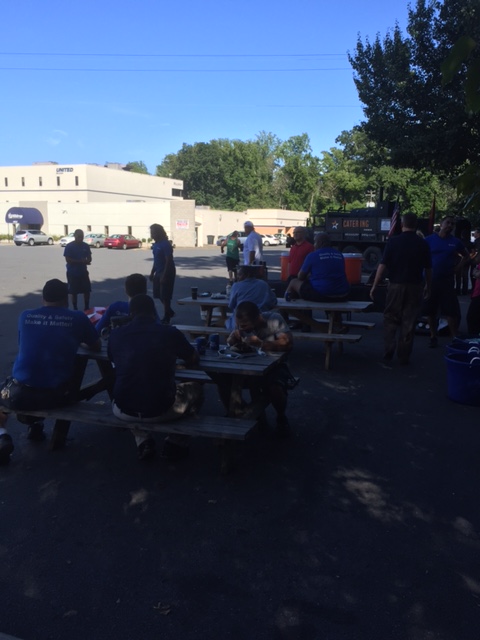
left=1, top=244, right=480, bottom=640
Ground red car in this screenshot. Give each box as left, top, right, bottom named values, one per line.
left=104, top=234, right=142, bottom=250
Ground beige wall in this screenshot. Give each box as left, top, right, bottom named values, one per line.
left=0, top=164, right=183, bottom=204
left=196, top=208, right=309, bottom=244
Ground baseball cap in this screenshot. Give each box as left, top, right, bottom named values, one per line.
left=244, top=221, right=254, bottom=227
left=43, top=279, right=69, bottom=302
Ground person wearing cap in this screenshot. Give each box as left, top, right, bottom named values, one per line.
left=243, top=221, right=263, bottom=266
left=0, top=279, right=101, bottom=465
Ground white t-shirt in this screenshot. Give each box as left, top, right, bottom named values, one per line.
left=243, top=231, right=263, bottom=265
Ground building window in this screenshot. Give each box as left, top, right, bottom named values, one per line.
left=57, top=176, right=60, bottom=186
left=21, top=177, right=25, bottom=187
left=87, top=225, right=92, bottom=232
left=128, top=226, right=132, bottom=235
left=172, top=188, right=183, bottom=197
left=4, top=178, right=8, bottom=187
left=39, top=177, right=43, bottom=187
left=64, top=226, right=68, bottom=235
left=75, top=176, right=79, bottom=186
left=104, top=226, right=109, bottom=236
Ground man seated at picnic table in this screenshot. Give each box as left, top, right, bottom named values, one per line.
left=215, top=301, right=293, bottom=437
left=288, top=226, right=314, bottom=282
left=107, top=294, right=203, bottom=462
left=225, top=265, right=277, bottom=330
left=0, top=279, right=101, bottom=465
left=285, top=232, right=350, bottom=332
left=95, top=273, right=148, bottom=337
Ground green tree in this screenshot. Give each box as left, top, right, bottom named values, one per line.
left=124, top=161, right=149, bottom=174
left=274, top=134, right=321, bottom=213
left=348, top=0, right=480, bottom=172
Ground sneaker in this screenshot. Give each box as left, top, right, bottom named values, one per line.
left=429, top=337, right=438, bottom=348
left=27, top=422, right=46, bottom=442
left=275, top=416, right=291, bottom=438
left=0, top=433, right=14, bottom=465
left=162, top=439, right=189, bottom=461
left=137, top=438, right=156, bottom=461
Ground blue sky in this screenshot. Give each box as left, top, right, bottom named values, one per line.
left=1, top=0, right=410, bottom=174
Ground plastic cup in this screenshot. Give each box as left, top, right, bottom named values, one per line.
left=209, top=334, right=220, bottom=350
left=195, top=336, right=206, bottom=354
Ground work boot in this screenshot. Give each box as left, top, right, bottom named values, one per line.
left=0, top=433, right=14, bottom=465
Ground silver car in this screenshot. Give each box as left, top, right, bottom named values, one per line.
left=59, top=232, right=75, bottom=247
left=14, top=229, right=54, bottom=246
left=84, top=233, right=107, bottom=248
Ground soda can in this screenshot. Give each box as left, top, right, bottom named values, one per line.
left=209, top=333, right=220, bottom=350
left=194, top=336, right=206, bottom=355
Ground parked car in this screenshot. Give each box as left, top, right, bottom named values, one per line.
left=59, top=232, right=76, bottom=247
left=216, top=235, right=227, bottom=246
left=104, top=234, right=142, bottom=250
left=14, top=229, right=54, bottom=246
left=274, top=233, right=287, bottom=245
left=84, top=233, right=107, bottom=248
left=261, top=234, right=280, bottom=246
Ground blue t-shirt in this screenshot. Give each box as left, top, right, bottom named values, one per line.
left=300, top=248, right=349, bottom=296
left=64, top=241, right=92, bottom=277
left=13, top=306, right=99, bottom=388
left=152, top=239, right=174, bottom=275
left=425, top=233, right=465, bottom=280
left=95, top=301, right=130, bottom=335
left=107, top=316, right=195, bottom=416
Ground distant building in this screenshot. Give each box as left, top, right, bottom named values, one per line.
left=0, top=162, right=308, bottom=247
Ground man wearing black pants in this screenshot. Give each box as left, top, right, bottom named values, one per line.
left=370, top=213, right=432, bottom=365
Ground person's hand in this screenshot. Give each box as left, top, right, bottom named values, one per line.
left=244, top=335, right=262, bottom=348
left=369, top=286, right=376, bottom=300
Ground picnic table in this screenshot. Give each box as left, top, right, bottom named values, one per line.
left=9, top=343, right=287, bottom=472
left=176, top=296, right=373, bottom=369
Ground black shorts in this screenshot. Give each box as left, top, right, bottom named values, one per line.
left=299, top=280, right=349, bottom=303
left=153, top=267, right=176, bottom=302
left=423, top=277, right=460, bottom=319
left=226, top=257, right=239, bottom=272
left=67, top=272, right=91, bottom=295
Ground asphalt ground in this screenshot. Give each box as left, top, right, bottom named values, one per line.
left=1, top=243, right=479, bottom=640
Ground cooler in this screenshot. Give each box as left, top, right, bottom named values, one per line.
left=343, top=253, right=363, bottom=285
left=280, top=252, right=290, bottom=281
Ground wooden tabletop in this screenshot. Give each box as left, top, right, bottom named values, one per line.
left=177, top=295, right=372, bottom=313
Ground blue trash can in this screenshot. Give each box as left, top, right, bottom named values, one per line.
left=444, top=352, right=480, bottom=406
left=446, top=340, right=480, bottom=357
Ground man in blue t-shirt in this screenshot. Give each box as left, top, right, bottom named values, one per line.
left=285, top=232, right=350, bottom=301
left=424, top=216, right=470, bottom=346
left=107, top=294, right=203, bottom=461
left=95, top=273, right=147, bottom=337
left=64, top=229, right=92, bottom=311
left=0, top=279, right=101, bottom=464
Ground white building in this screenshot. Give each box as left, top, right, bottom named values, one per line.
left=1, top=163, right=308, bottom=247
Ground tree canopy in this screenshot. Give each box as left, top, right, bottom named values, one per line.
left=348, top=0, right=480, bottom=172
left=124, top=161, right=149, bottom=174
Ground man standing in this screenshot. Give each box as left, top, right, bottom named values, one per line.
left=221, top=231, right=241, bottom=283
left=108, top=294, right=203, bottom=461
left=242, top=221, right=263, bottom=265
left=424, top=216, right=470, bottom=346
left=64, top=228, right=92, bottom=311
left=0, top=279, right=101, bottom=464
left=288, top=226, right=314, bottom=281
left=370, top=213, right=432, bottom=365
